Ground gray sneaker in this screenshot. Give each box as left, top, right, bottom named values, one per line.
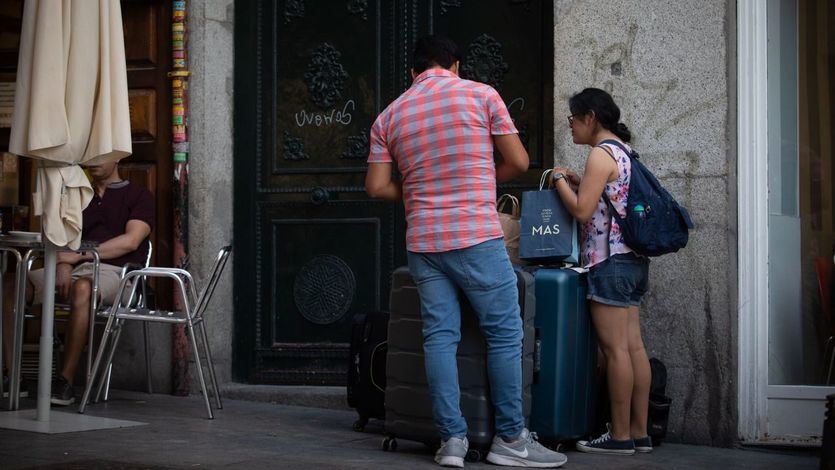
left=486, top=429, right=567, bottom=468
left=435, top=436, right=468, bottom=468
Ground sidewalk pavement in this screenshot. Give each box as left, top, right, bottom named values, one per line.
left=0, top=390, right=820, bottom=469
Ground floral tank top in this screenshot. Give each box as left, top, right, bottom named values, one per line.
left=581, top=142, right=633, bottom=268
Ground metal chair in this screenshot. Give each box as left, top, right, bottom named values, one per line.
left=95, top=240, right=155, bottom=401
left=18, top=241, right=153, bottom=400
left=79, top=245, right=231, bottom=419
left=1, top=242, right=100, bottom=410
left=0, top=246, right=36, bottom=410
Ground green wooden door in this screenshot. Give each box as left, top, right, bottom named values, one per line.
left=234, top=0, right=553, bottom=385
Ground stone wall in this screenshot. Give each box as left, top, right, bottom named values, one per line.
left=552, top=0, right=737, bottom=445
left=187, top=0, right=235, bottom=384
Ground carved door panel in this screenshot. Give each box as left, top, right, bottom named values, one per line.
left=236, top=0, right=403, bottom=385
left=429, top=0, right=553, bottom=183
left=235, top=0, right=552, bottom=385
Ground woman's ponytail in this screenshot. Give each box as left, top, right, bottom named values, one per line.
left=614, top=122, right=632, bottom=142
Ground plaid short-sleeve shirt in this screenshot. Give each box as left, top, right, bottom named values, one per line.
left=367, top=68, right=517, bottom=253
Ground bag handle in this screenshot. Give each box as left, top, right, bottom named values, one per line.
left=497, top=194, right=520, bottom=216
left=539, top=169, right=554, bottom=190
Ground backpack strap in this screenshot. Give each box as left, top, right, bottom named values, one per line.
left=595, top=143, right=619, bottom=164
left=597, top=139, right=636, bottom=159
left=595, top=139, right=631, bottom=224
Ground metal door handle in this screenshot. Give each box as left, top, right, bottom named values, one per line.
left=310, top=187, right=330, bottom=205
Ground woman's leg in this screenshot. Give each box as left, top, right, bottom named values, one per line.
left=590, top=301, right=632, bottom=441
left=627, top=306, right=651, bottom=438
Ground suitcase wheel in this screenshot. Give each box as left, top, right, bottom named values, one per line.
left=352, top=418, right=368, bottom=432
left=465, top=449, right=482, bottom=462
left=382, top=437, right=398, bottom=452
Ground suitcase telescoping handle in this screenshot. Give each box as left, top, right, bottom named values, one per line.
left=533, top=328, right=542, bottom=384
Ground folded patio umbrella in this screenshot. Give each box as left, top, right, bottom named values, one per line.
left=10, top=0, right=131, bottom=249
left=7, top=0, right=131, bottom=422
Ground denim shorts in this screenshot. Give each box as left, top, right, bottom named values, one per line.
left=586, top=252, right=650, bottom=308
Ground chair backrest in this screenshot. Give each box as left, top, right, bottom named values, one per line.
left=136, top=239, right=154, bottom=307
left=192, top=245, right=232, bottom=319
left=143, top=239, right=154, bottom=268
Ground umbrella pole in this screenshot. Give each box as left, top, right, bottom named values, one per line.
left=36, top=240, right=57, bottom=421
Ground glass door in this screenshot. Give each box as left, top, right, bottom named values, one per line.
left=765, top=0, right=835, bottom=443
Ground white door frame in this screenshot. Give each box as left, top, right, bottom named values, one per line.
left=737, top=0, right=770, bottom=443
left=737, top=0, right=835, bottom=444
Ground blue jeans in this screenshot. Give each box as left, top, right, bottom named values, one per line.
left=406, top=237, right=524, bottom=440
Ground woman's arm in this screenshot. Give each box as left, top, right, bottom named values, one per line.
left=553, top=147, right=618, bottom=223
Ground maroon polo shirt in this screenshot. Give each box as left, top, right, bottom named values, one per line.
left=82, top=180, right=155, bottom=267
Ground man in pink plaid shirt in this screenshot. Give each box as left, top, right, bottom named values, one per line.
left=366, top=36, right=566, bottom=468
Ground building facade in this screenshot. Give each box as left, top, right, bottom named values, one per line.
left=177, top=0, right=832, bottom=446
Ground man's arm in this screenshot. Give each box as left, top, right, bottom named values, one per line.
left=61, top=219, right=152, bottom=264
left=494, top=134, right=529, bottom=183
left=365, top=162, right=402, bottom=201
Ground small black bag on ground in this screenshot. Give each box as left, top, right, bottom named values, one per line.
left=347, top=310, right=388, bottom=431
left=647, top=357, right=671, bottom=445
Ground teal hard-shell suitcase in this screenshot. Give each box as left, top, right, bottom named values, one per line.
left=528, top=267, right=598, bottom=445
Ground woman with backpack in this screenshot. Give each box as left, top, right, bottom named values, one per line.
left=550, top=87, right=652, bottom=455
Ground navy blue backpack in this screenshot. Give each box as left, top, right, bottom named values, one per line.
left=599, top=140, right=694, bottom=257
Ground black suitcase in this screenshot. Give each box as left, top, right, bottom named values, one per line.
left=347, top=311, right=388, bottom=431
left=383, top=267, right=535, bottom=462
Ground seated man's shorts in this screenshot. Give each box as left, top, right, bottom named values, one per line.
left=28, top=262, right=131, bottom=306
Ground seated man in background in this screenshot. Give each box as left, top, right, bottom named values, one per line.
left=2, top=160, right=154, bottom=405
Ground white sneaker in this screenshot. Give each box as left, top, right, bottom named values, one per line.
left=435, top=436, right=468, bottom=468
left=486, top=429, right=567, bottom=468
